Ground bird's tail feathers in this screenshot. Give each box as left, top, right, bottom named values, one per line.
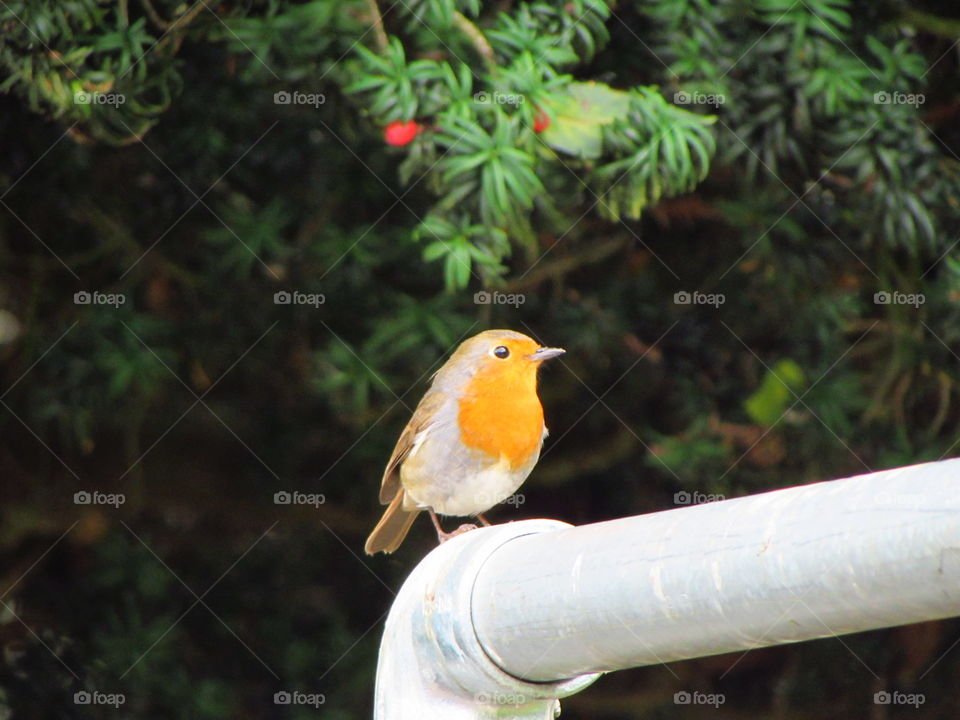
left=364, top=491, right=419, bottom=554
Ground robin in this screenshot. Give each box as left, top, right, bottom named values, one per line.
left=364, top=329, right=565, bottom=554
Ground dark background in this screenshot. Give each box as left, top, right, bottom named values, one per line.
left=2, top=0, right=960, bottom=717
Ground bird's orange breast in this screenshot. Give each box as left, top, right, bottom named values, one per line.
left=457, top=362, right=544, bottom=469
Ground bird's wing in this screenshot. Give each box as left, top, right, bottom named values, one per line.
left=378, top=390, right=446, bottom=504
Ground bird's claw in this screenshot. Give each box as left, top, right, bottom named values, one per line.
left=438, top=523, right=479, bottom=543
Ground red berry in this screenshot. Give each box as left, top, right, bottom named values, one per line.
left=533, top=108, right=550, bottom=133
left=384, top=120, right=421, bottom=146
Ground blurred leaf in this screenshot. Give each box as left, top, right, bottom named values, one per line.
left=744, top=359, right=807, bottom=426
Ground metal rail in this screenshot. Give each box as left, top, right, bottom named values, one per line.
left=374, top=459, right=960, bottom=718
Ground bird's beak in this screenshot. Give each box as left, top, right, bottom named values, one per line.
left=528, top=346, right=566, bottom=362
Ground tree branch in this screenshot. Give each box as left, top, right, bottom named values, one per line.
left=139, top=0, right=170, bottom=30
left=453, top=11, right=496, bottom=72
left=505, top=236, right=628, bottom=292
left=900, top=9, right=960, bottom=39
left=365, top=0, right=389, bottom=52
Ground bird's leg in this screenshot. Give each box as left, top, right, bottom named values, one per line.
left=429, top=508, right=479, bottom=544
left=476, top=513, right=492, bottom=527
left=428, top=508, right=446, bottom=538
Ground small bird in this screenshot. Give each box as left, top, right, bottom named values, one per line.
left=364, top=329, right=565, bottom=554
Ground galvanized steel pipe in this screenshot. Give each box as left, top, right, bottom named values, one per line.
left=472, top=459, right=960, bottom=682
left=374, top=459, right=960, bottom=717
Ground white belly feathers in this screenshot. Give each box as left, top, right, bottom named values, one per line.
left=399, top=414, right=542, bottom=516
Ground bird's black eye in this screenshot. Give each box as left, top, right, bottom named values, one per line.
left=493, top=345, right=510, bottom=359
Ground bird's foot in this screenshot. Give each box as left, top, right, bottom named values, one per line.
left=437, top=523, right=479, bottom=543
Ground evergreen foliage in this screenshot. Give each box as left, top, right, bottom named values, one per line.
left=2, top=0, right=960, bottom=717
